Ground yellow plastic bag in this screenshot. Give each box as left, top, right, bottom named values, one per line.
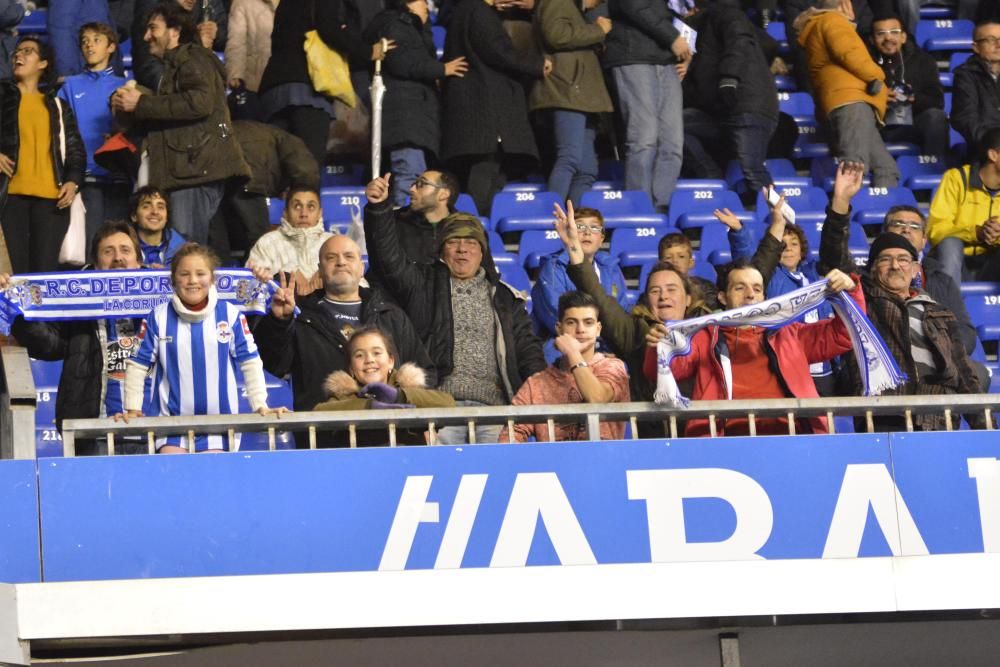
left=304, top=29, right=357, bottom=108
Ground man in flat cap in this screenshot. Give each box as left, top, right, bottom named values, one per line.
left=364, top=174, right=546, bottom=444
left=851, top=232, right=987, bottom=430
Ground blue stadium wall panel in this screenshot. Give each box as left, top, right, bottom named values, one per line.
left=0, top=461, right=42, bottom=583
left=25, top=431, right=1000, bottom=582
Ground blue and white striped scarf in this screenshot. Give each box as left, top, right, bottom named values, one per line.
left=654, top=279, right=906, bottom=407
left=0, top=269, right=273, bottom=335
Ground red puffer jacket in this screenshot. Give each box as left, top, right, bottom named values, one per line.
left=644, top=279, right=865, bottom=436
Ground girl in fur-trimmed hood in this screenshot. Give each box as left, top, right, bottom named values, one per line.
left=314, top=326, right=454, bottom=446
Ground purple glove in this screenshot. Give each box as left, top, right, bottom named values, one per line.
left=360, top=382, right=399, bottom=403
left=370, top=401, right=415, bottom=410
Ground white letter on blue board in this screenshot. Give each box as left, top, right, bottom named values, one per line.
left=823, top=464, right=928, bottom=557
left=490, top=473, right=596, bottom=567
left=626, top=468, right=773, bottom=561
left=379, top=476, right=440, bottom=571
left=968, top=457, right=1000, bottom=552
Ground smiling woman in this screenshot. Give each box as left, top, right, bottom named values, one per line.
left=0, top=35, right=86, bottom=273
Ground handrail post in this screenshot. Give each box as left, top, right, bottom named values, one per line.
left=0, top=346, right=38, bottom=460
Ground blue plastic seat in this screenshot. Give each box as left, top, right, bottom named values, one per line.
left=120, top=39, right=132, bottom=68
left=849, top=186, right=919, bottom=227
left=897, top=155, right=946, bottom=192
left=774, top=75, right=797, bottom=91
left=320, top=163, right=364, bottom=188
left=699, top=223, right=754, bottom=263
left=920, top=5, right=954, bottom=19
left=962, top=282, right=1000, bottom=342
left=668, top=189, right=747, bottom=229
left=766, top=21, right=788, bottom=54
left=885, top=142, right=921, bottom=157
left=950, top=51, right=973, bottom=71
left=492, top=191, right=561, bottom=233
left=267, top=197, right=284, bottom=225
left=915, top=18, right=973, bottom=52
left=690, top=251, right=717, bottom=284
left=516, top=230, right=564, bottom=270
left=778, top=92, right=815, bottom=122
left=754, top=185, right=829, bottom=223
left=20, top=8, right=46, bottom=33
left=319, top=187, right=366, bottom=227
left=454, top=193, right=480, bottom=216
left=579, top=189, right=669, bottom=229
left=609, top=226, right=676, bottom=267
left=497, top=263, right=531, bottom=296
left=811, top=156, right=872, bottom=192
left=501, top=181, right=545, bottom=193
left=674, top=179, right=728, bottom=191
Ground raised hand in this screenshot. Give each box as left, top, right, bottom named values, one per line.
left=365, top=173, right=392, bottom=204
left=553, top=201, right=584, bottom=265
left=824, top=268, right=856, bottom=294
left=553, top=333, right=583, bottom=360
left=713, top=207, right=743, bottom=230
left=269, top=271, right=296, bottom=320
left=831, top=160, right=865, bottom=214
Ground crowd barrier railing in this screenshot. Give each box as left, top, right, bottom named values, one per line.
left=0, top=346, right=37, bottom=460
left=59, top=394, right=1000, bottom=457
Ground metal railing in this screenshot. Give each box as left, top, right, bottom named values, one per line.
left=0, top=346, right=37, bottom=459
left=59, top=394, right=1000, bottom=456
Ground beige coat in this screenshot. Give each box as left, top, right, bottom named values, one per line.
left=225, top=0, right=279, bottom=91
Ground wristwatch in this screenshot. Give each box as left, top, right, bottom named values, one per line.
left=571, top=361, right=589, bottom=370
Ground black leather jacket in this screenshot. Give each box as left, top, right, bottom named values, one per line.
left=0, top=80, right=86, bottom=206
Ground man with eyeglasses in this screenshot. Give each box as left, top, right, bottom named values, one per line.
left=868, top=14, right=948, bottom=158
left=884, top=206, right=979, bottom=352
left=530, top=207, right=628, bottom=350
left=365, top=170, right=462, bottom=290
left=952, top=19, right=1000, bottom=154
left=851, top=232, right=989, bottom=430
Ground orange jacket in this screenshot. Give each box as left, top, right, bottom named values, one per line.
left=795, top=9, right=887, bottom=121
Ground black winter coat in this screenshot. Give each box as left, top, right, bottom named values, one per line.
left=258, top=0, right=370, bottom=95
left=818, top=204, right=978, bottom=355
left=364, top=199, right=546, bottom=398
left=951, top=56, right=1000, bottom=152
left=0, top=81, right=86, bottom=207
left=364, top=9, right=444, bottom=155
left=440, top=0, right=544, bottom=161
left=870, top=40, right=944, bottom=118
left=601, top=0, right=681, bottom=68
left=685, top=3, right=779, bottom=121
left=253, top=285, right=436, bottom=413
left=11, top=316, right=132, bottom=434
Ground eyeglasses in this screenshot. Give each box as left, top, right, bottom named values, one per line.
left=874, top=29, right=903, bottom=37
left=885, top=220, right=923, bottom=232
left=975, top=36, right=1000, bottom=47
left=875, top=255, right=914, bottom=268
left=575, top=223, right=604, bottom=235
left=13, top=46, right=38, bottom=57
left=413, top=177, right=444, bottom=190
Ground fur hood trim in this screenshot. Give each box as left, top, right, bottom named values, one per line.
left=323, top=362, right=428, bottom=399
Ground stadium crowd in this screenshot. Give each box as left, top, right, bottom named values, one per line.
left=0, top=0, right=998, bottom=451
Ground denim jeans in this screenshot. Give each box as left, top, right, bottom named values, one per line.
left=612, top=63, right=684, bottom=210
left=548, top=109, right=598, bottom=206
left=435, top=400, right=504, bottom=445
left=723, top=113, right=777, bottom=193
left=390, top=146, right=428, bottom=208
left=168, top=181, right=226, bottom=245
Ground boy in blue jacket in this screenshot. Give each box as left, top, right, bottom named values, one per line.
left=57, top=22, right=129, bottom=245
